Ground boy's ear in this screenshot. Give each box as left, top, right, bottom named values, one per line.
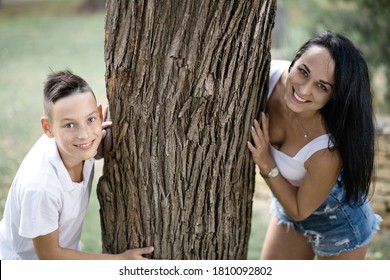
left=41, top=117, right=54, bottom=138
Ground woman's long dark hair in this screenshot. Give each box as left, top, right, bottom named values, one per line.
left=290, top=31, right=375, bottom=203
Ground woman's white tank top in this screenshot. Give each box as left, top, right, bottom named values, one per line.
left=267, top=61, right=333, bottom=187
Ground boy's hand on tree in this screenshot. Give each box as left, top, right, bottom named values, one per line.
left=121, top=246, right=155, bottom=260
left=101, top=105, right=112, bottom=138
left=95, top=105, right=112, bottom=160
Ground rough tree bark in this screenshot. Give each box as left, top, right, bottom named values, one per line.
left=97, top=0, right=276, bottom=260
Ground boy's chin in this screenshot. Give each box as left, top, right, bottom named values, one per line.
left=79, top=148, right=99, bottom=160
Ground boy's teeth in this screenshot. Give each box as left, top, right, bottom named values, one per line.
left=79, top=141, right=93, bottom=148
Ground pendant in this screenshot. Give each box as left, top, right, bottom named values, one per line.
left=304, top=132, right=308, bottom=138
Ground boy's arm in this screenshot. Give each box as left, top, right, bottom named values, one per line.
left=32, top=229, right=153, bottom=260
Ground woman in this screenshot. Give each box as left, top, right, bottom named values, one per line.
left=248, top=31, right=382, bottom=259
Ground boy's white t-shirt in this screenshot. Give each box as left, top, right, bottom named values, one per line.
left=0, top=134, right=94, bottom=259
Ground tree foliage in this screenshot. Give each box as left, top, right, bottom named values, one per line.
left=277, top=0, right=390, bottom=113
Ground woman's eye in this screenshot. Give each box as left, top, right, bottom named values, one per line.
left=318, top=83, right=327, bottom=91
left=299, top=68, right=308, bottom=76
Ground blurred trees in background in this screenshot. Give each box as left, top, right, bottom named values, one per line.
left=79, top=0, right=105, bottom=12
left=1, top=1, right=388, bottom=112
left=274, top=0, right=390, bottom=113
left=0, top=0, right=105, bottom=11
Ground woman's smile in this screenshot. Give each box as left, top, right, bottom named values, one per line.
left=292, top=90, right=309, bottom=104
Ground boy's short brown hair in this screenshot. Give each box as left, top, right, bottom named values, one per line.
left=43, top=70, right=96, bottom=119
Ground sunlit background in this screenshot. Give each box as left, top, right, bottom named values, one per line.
left=0, top=0, right=389, bottom=259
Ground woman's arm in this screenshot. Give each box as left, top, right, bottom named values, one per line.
left=248, top=113, right=342, bottom=221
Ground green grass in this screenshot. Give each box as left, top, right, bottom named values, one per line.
left=0, top=0, right=107, bottom=253
left=0, top=0, right=388, bottom=260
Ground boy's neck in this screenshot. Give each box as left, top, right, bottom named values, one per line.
left=65, top=161, right=84, bottom=183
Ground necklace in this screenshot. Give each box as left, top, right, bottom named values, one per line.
left=292, top=113, right=310, bottom=138
left=300, top=125, right=309, bottom=138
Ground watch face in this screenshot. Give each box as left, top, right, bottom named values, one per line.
left=269, top=167, right=279, bottom=178
left=260, top=166, right=279, bottom=179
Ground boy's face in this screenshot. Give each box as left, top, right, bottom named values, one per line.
left=41, top=91, right=103, bottom=168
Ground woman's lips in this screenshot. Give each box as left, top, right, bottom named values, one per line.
left=293, top=90, right=309, bottom=104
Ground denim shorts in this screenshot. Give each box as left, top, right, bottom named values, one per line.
left=270, top=180, right=382, bottom=257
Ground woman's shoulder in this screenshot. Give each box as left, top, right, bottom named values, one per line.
left=271, top=60, right=291, bottom=70
left=304, top=144, right=342, bottom=174
left=268, top=60, right=290, bottom=101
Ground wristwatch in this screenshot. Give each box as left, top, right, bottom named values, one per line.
left=260, top=166, right=279, bottom=179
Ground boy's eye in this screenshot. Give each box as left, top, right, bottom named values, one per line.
left=88, top=117, right=96, bottom=123
left=65, top=123, right=74, bottom=128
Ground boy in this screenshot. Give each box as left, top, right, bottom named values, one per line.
left=0, top=70, right=153, bottom=259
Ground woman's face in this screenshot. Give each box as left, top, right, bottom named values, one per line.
left=285, top=45, right=335, bottom=114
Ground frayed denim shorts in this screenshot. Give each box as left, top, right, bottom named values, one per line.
left=270, top=180, right=382, bottom=257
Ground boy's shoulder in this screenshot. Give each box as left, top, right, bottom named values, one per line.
left=22, top=135, right=58, bottom=169
left=14, top=135, right=94, bottom=193
left=14, top=135, right=62, bottom=189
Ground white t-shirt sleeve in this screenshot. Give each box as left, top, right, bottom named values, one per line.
left=19, top=186, right=60, bottom=239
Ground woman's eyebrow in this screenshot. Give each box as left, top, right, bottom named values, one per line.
left=302, top=63, right=334, bottom=88
left=320, top=80, right=334, bottom=88
left=302, top=63, right=310, bottom=73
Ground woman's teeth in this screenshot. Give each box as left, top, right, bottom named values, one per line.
left=294, top=92, right=307, bottom=103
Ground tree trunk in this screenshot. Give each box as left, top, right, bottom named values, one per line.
left=97, top=0, right=276, bottom=260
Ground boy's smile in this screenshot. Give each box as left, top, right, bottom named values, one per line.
left=41, top=91, right=103, bottom=177
left=75, top=140, right=96, bottom=150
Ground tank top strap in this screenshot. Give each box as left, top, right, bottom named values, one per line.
left=294, top=134, right=333, bottom=162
